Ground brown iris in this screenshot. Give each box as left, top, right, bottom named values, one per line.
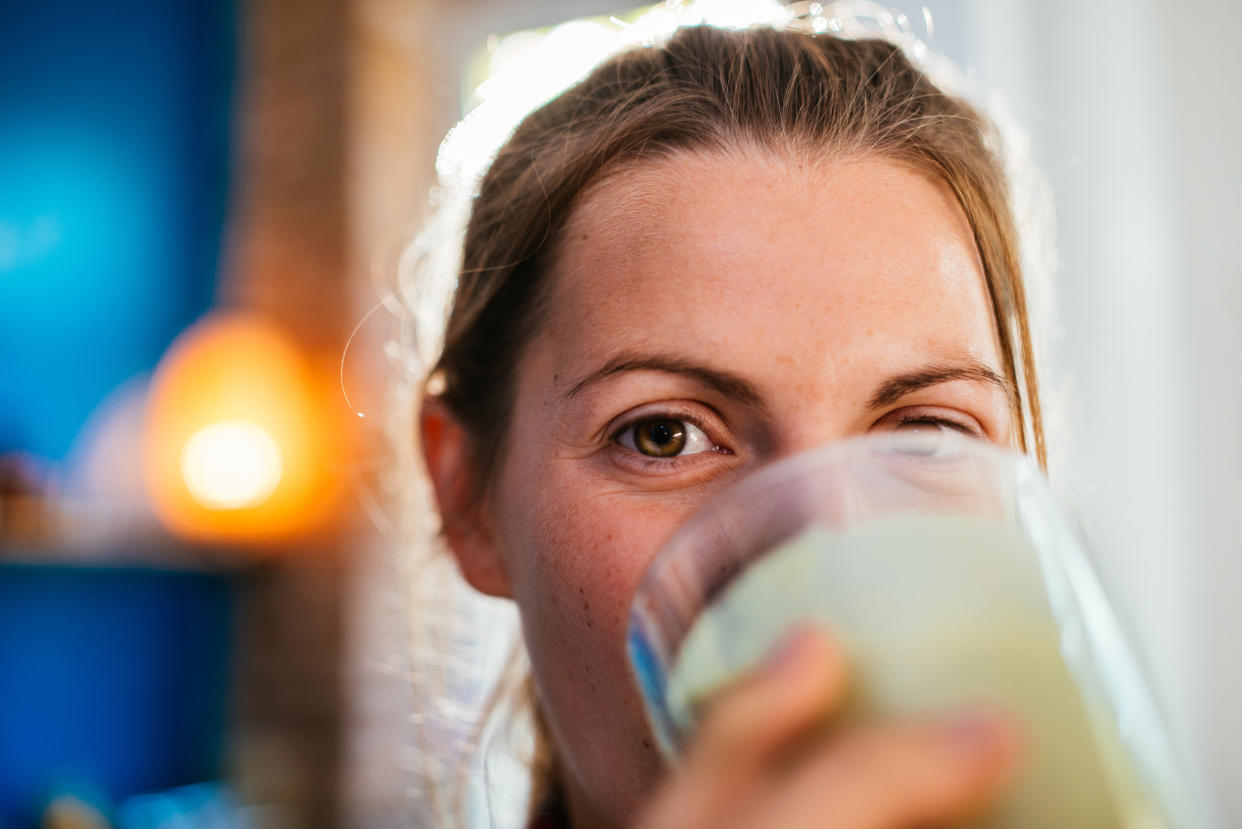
left=633, top=418, right=687, bottom=457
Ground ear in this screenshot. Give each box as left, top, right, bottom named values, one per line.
left=419, top=396, right=512, bottom=598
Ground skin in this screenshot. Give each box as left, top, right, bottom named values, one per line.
left=423, top=150, right=1021, bottom=828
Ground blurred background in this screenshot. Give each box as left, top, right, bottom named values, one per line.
left=0, top=0, right=1237, bottom=827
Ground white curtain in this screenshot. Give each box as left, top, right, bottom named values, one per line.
left=955, top=1, right=1241, bottom=824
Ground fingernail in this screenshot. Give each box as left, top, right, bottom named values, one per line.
left=762, top=625, right=814, bottom=675
left=939, top=710, right=1007, bottom=754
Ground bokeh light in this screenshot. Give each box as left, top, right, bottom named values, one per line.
left=143, top=312, right=341, bottom=545
left=181, top=420, right=284, bottom=511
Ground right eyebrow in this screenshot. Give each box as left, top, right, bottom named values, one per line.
left=865, top=361, right=1015, bottom=411
left=559, top=351, right=766, bottom=408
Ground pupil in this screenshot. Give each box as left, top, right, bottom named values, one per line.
left=636, top=419, right=687, bottom=457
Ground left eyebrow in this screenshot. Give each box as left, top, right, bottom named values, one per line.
left=559, top=351, right=765, bottom=407
left=866, top=362, right=1015, bottom=410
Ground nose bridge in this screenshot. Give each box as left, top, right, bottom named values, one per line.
left=768, top=394, right=855, bottom=461
left=757, top=326, right=864, bottom=461
left=775, top=427, right=849, bottom=461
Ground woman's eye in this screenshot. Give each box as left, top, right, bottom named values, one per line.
left=617, top=417, right=714, bottom=458
left=890, top=415, right=976, bottom=437
left=895, top=418, right=948, bottom=434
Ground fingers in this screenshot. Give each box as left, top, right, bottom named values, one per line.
left=636, top=624, right=1026, bottom=829
left=747, top=709, right=1022, bottom=829
left=688, top=625, right=850, bottom=776
left=638, top=626, right=849, bottom=829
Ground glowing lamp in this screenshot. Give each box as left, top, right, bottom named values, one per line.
left=143, top=313, right=341, bottom=545
left=181, top=420, right=284, bottom=510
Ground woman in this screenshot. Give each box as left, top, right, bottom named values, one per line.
left=413, top=13, right=1044, bottom=829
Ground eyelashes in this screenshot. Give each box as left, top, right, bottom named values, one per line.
left=614, top=416, right=715, bottom=458
left=606, top=405, right=986, bottom=474
left=607, top=408, right=732, bottom=474
left=885, top=409, right=984, bottom=439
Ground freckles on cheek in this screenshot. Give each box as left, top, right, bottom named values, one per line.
left=515, top=483, right=687, bottom=790
left=514, top=471, right=692, bottom=686
left=526, top=485, right=660, bottom=640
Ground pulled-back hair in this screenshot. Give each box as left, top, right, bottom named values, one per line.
left=432, top=23, right=1045, bottom=496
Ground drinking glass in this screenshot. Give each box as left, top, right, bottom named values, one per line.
left=627, top=430, right=1203, bottom=828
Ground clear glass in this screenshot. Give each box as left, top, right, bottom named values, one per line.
left=627, top=431, right=1204, bottom=828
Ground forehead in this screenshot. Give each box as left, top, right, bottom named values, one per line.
left=541, top=151, right=999, bottom=398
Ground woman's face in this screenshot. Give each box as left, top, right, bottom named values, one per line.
left=484, top=151, right=1015, bottom=824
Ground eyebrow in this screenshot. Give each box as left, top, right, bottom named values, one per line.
left=559, top=352, right=765, bottom=406
left=865, top=362, right=1015, bottom=410
left=560, top=352, right=1012, bottom=411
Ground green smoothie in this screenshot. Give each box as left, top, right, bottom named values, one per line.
left=666, top=514, right=1165, bottom=828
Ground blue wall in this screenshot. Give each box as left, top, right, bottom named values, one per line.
left=0, top=0, right=235, bottom=460
left=0, top=564, right=235, bottom=826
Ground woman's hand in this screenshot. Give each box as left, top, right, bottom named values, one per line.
left=635, top=627, right=1022, bottom=829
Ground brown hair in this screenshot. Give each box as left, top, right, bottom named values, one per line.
left=431, top=24, right=1044, bottom=495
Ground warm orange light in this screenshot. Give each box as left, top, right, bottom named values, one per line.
left=182, top=420, right=284, bottom=510
left=143, top=312, right=342, bottom=545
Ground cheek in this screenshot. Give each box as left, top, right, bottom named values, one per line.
left=516, top=461, right=680, bottom=691
left=497, top=452, right=690, bottom=796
